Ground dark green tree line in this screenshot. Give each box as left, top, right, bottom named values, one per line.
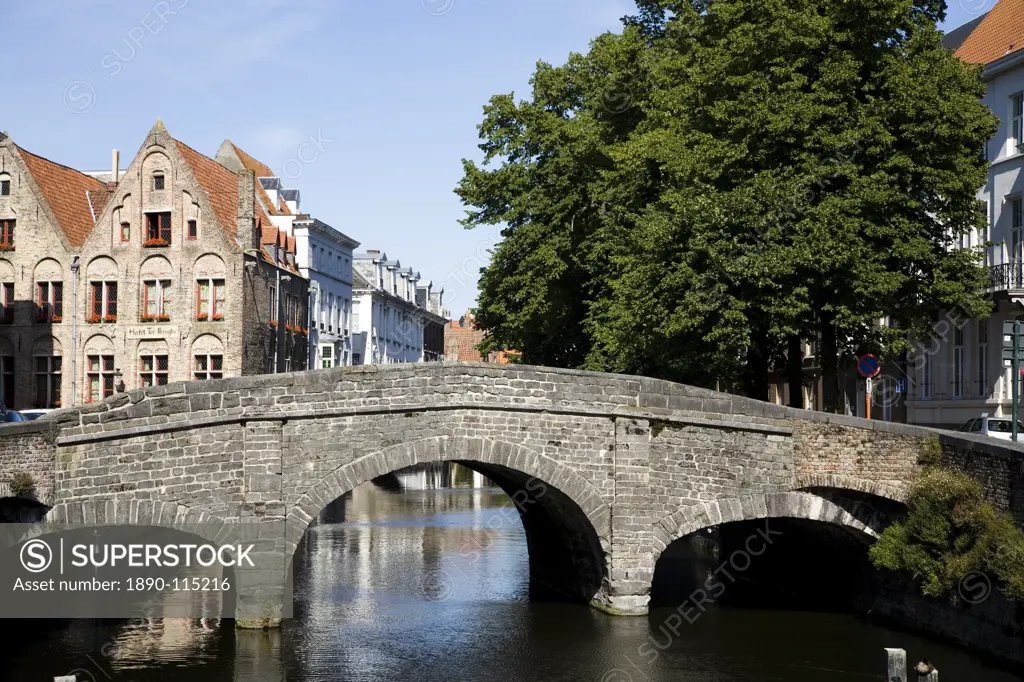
left=456, top=0, right=996, bottom=409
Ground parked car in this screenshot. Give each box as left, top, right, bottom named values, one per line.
left=957, top=415, right=1024, bottom=440
left=1, top=409, right=26, bottom=423
left=18, top=409, right=54, bottom=421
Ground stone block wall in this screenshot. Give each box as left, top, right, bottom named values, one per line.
left=0, top=420, right=57, bottom=503
left=5, top=361, right=1024, bottom=620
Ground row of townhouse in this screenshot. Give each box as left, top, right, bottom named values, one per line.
left=352, top=251, right=447, bottom=366
left=0, top=120, right=448, bottom=411
left=215, top=142, right=448, bottom=371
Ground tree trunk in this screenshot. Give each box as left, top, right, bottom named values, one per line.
left=742, top=327, right=771, bottom=402
left=786, top=335, right=804, bottom=409
left=819, top=313, right=841, bottom=413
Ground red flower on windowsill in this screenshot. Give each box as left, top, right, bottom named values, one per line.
left=139, top=314, right=155, bottom=323
left=157, top=313, right=170, bottom=322
left=104, top=314, right=117, bottom=323
left=196, top=313, right=209, bottom=321
left=269, top=320, right=278, bottom=328
left=53, top=400, right=61, bottom=408
left=298, top=327, right=308, bottom=336
left=0, top=242, right=14, bottom=252
left=51, top=315, right=62, bottom=323
left=143, top=238, right=170, bottom=247
left=212, top=313, right=224, bottom=321
left=87, top=314, right=102, bottom=324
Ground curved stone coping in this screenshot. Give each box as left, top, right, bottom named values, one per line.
left=53, top=401, right=793, bottom=447
left=285, top=435, right=611, bottom=554
left=37, top=360, right=1024, bottom=461
left=651, top=492, right=886, bottom=561
left=795, top=474, right=910, bottom=503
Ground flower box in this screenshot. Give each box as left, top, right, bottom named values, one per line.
left=104, top=314, right=117, bottom=323
left=212, top=313, right=224, bottom=321
left=51, top=315, right=62, bottom=323
left=143, top=238, right=170, bottom=248
left=157, top=313, right=170, bottom=322
left=196, top=313, right=209, bottom=322
left=139, top=314, right=155, bottom=323
left=87, top=314, right=102, bottom=324
left=0, top=242, right=13, bottom=252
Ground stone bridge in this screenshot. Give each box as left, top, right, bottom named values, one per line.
left=1, top=362, right=1022, bottom=621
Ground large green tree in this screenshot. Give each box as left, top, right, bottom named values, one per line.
left=457, top=0, right=996, bottom=408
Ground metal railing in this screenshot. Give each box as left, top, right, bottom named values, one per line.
left=989, top=262, right=1024, bottom=290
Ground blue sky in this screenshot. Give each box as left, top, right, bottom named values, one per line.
left=5, top=0, right=992, bottom=315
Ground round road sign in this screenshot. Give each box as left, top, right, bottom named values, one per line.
left=858, top=354, right=880, bottom=378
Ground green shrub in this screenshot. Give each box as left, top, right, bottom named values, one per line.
left=917, top=437, right=943, bottom=467
left=869, top=468, right=1024, bottom=603
left=9, top=472, right=36, bottom=498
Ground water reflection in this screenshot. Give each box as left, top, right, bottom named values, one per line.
left=2, top=464, right=1022, bottom=681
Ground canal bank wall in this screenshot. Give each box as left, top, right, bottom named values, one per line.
left=855, top=576, right=1024, bottom=668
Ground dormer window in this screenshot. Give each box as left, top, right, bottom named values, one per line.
left=153, top=174, right=165, bottom=191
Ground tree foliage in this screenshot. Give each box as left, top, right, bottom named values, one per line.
left=869, top=467, right=1024, bottom=603
left=457, top=0, right=996, bottom=403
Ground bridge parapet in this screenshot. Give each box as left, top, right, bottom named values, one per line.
left=1, top=362, right=1023, bottom=617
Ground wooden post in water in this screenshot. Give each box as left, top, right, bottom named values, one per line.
left=885, top=648, right=907, bottom=682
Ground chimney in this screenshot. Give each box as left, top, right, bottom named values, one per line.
left=367, top=249, right=380, bottom=255
left=236, top=169, right=257, bottom=251
left=112, top=149, right=120, bottom=183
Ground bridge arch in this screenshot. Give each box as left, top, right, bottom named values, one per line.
left=652, top=491, right=888, bottom=563
left=288, top=434, right=611, bottom=605
left=795, top=473, right=910, bottom=504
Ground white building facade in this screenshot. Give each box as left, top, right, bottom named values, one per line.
left=908, top=12, right=1023, bottom=428
left=214, top=141, right=359, bottom=369
left=294, top=217, right=359, bottom=369
left=351, top=251, right=447, bottom=365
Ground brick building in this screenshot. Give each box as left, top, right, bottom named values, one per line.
left=444, top=312, right=516, bottom=363
left=0, top=121, right=307, bottom=410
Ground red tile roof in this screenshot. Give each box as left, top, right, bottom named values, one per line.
left=956, top=0, right=1024, bottom=64
left=174, top=139, right=246, bottom=240
left=227, top=141, right=273, bottom=178
left=223, top=140, right=283, bottom=217
left=16, top=146, right=105, bottom=247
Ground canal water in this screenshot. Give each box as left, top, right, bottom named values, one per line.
left=3, top=467, right=1021, bottom=681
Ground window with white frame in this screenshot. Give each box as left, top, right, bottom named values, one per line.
left=978, top=319, right=989, bottom=397
left=321, top=344, right=334, bottom=369
left=953, top=326, right=964, bottom=398
left=1013, top=92, right=1023, bottom=150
